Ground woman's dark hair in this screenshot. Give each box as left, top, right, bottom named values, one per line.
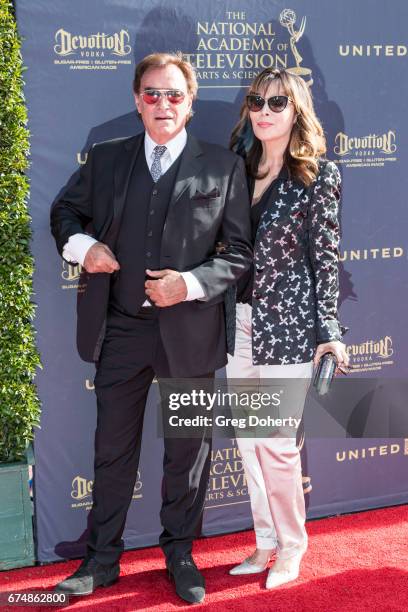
left=230, top=68, right=326, bottom=186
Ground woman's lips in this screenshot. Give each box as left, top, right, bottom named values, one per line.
left=257, top=122, right=274, bottom=128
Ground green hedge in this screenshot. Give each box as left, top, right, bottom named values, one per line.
left=0, top=0, right=41, bottom=463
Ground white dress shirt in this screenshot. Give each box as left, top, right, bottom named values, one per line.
left=62, top=128, right=205, bottom=301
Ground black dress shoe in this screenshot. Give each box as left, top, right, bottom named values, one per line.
left=54, top=557, right=120, bottom=596
left=167, top=554, right=205, bottom=604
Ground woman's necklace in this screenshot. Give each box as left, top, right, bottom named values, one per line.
left=253, top=164, right=282, bottom=204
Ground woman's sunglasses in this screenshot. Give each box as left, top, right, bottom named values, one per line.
left=246, top=94, right=293, bottom=113
left=141, top=88, right=186, bottom=105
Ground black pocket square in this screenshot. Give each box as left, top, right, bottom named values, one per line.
left=191, top=187, right=220, bottom=200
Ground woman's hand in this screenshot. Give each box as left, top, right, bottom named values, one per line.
left=313, top=340, right=349, bottom=371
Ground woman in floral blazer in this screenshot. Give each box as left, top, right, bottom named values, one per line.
left=226, top=68, right=349, bottom=589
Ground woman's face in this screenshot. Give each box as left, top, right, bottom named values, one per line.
left=249, top=78, right=296, bottom=145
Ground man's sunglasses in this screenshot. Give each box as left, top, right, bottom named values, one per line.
left=141, top=89, right=186, bottom=105
left=246, top=94, right=293, bottom=113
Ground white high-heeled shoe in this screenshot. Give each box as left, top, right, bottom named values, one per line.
left=229, top=551, right=275, bottom=576
left=265, top=551, right=304, bottom=589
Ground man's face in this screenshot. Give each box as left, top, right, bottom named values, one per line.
left=135, top=64, right=193, bottom=144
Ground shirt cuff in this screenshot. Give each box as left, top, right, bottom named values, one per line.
left=62, top=234, right=98, bottom=266
left=180, top=271, right=206, bottom=301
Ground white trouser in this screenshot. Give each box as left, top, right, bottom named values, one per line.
left=226, top=303, right=313, bottom=559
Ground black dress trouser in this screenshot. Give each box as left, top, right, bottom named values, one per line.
left=87, top=307, right=213, bottom=565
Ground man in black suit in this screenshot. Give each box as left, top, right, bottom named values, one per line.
left=51, top=53, right=251, bottom=604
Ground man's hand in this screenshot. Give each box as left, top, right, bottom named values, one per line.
left=83, top=242, right=120, bottom=274
left=145, top=269, right=187, bottom=307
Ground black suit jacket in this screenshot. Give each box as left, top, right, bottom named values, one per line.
left=51, top=133, right=252, bottom=376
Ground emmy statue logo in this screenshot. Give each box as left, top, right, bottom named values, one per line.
left=279, top=9, right=313, bottom=85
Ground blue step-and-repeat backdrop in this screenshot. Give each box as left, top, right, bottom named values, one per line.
left=14, top=0, right=408, bottom=562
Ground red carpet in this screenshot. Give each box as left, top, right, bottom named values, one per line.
left=0, top=505, right=407, bottom=611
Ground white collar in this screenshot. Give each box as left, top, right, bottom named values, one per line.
left=144, top=128, right=187, bottom=163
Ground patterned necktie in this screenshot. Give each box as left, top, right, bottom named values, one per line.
left=150, top=145, right=167, bottom=183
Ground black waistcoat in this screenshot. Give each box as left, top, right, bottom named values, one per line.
left=110, top=144, right=182, bottom=315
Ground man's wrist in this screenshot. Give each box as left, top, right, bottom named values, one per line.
left=180, top=271, right=205, bottom=301
left=62, top=234, right=98, bottom=265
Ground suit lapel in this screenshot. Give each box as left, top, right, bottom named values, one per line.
left=100, top=133, right=143, bottom=246
left=168, top=134, right=205, bottom=212
left=113, top=133, right=144, bottom=221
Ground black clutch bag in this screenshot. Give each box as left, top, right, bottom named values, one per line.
left=313, top=352, right=337, bottom=396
